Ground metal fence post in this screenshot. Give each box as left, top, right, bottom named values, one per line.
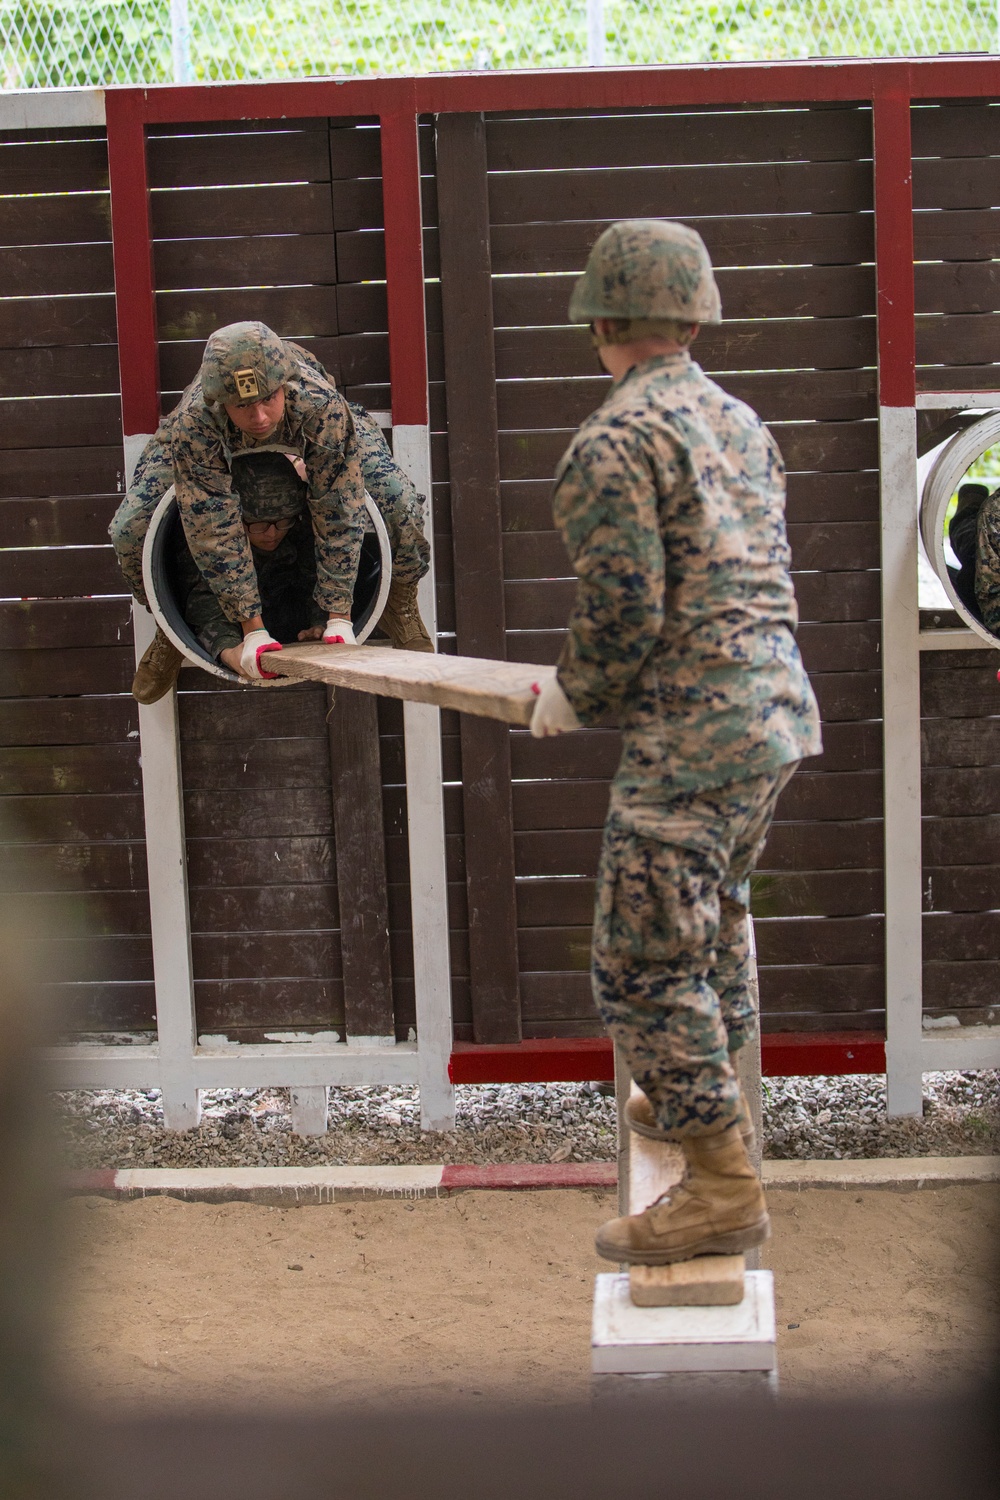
left=170, top=0, right=193, bottom=82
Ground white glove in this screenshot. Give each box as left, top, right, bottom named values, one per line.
left=323, top=617, right=357, bottom=645
left=240, top=628, right=283, bottom=680
left=529, top=674, right=581, bottom=738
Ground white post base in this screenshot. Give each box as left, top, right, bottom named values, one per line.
left=290, top=1086, right=330, bottom=1137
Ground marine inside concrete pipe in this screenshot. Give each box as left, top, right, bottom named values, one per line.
left=141, top=487, right=392, bottom=687
left=919, top=410, right=1000, bottom=647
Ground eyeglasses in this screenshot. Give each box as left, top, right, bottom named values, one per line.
left=245, top=518, right=297, bottom=539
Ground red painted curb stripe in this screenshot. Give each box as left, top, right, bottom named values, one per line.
left=441, top=1162, right=617, bottom=1192
left=449, top=1033, right=887, bottom=1084
left=66, top=1169, right=119, bottom=1192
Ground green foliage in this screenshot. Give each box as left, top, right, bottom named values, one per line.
left=1, top=0, right=997, bottom=89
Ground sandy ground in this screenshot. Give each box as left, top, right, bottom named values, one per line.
left=56, top=1184, right=999, bottom=1411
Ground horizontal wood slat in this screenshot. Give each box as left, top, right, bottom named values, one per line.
left=147, top=123, right=330, bottom=189
left=0, top=242, right=114, bottom=299
left=486, top=107, right=872, bottom=172
left=0, top=137, right=108, bottom=194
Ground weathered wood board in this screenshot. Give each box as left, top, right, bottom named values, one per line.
left=626, top=1083, right=746, bottom=1308
left=266, top=643, right=554, bottom=726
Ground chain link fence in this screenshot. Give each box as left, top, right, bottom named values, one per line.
left=1, top=0, right=999, bottom=90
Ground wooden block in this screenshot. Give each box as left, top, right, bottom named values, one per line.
left=625, top=1084, right=745, bottom=1308
left=629, top=1256, right=746, bottom=1308
left=266, top=642, right=552, bottom=725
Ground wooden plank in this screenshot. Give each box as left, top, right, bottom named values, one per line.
left=0, top=743, right=140, bottom=795
left=923, top=911, right=1000, bottom=962
left=336, top=280, right=442, bottom=336
left=3, top=840, right=148, bottom=893
left=487, top=106, right=872, bottom=172
left=0, top=395, right=120, bottom=451
left=494, top=318, right=875, bottom=382
left=917, top=313, right=1000, bottom=367
left=178, top=683, right=327, bottom=741
left=911, top=102, right=1000, bottom=158
left=180, top=737, right=330, bottom=791
left=157, top=285, right=338, bottom=344
left=186, top=835, right=333, bottom=889
left=915, top=262, right=1000, bottom=318
left=492, top=422, right=878, bottom=483
left=183, top=786, right=352, bottom=840
left=190, top=931, right=339, bottom=981
left=488, top=161, right=872, bottom=226
left=493, top=265, right=875, bottom=327
left=0, top=597, right=131, bottom=650
left=923, top=866, right=1000, bottom=913
left=437, top=110, right=520, bottom=1043
left=188, top=883, right=339, bottom=934
left=266, top=642, right=550, bottom=726
left=0, top=242, right=114, bottom=299
left=3, top=646, right=133, bottom=698
left=0, top=545, right=124, bottom=597
left=757, top=965, right=884, bottom=1015
left=0, top=447, right=124, bottom=499
left=0, top=138, right=108, bottom=194
left=194, top=979, right=345, bottom=1033
left=0, top=345, right=119, bottom=400
left=327, top=687, right=394, bottom=1039
left=0, top=294, right=116, bottom=349
left=923, top=766, right=1000, bottom=818
left=0, top=694, right=136, bottom=747
left=0, top=193, right=110, bottom=248
left=147, top=123, right=330, bottom=190
left=914, top=208, right=1000, bottom=262
left=923, top=816, right=1000, bottom=867
left=154, top=232, right=338, bottom=292
left=150, top=183, right=334, bottom=240
left=922, top=717, right=1000, bottom=768
left=923, top=960, right=1000, bottom=1009
left=912, top=156, right=1000, bottom=211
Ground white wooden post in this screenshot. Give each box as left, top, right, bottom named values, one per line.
left=392, top=423, right=456, bottom=1130
left=126, top=433, right=201, bottom=1130
left=587, top=0, right=605, bottom=65
left=879, top=405, right=924, bottom=1117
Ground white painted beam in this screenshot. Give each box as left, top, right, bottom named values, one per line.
left=919, top=629, right=998, bottom=651
left=879, top=405, right=924, bottom=1117
left=921, top=1025, right=1000, bottom=1072
left=0, top=88, right=105, bottom=129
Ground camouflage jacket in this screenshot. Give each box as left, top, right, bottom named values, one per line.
left=975, top=489, right=1000, bottom=635
left=551, top=352, right=822, bottom=811
left=165, top=353, right=365, bottom=623
left=175, top=518, right=325, bottom=659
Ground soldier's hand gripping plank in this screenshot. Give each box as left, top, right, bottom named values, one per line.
left=530, top=220, right=822, bottom=1266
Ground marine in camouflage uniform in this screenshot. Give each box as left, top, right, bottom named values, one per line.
left=974, top=485, right=1000, bottom=635
left=530, top=220, right=821, bottom=1265
left=111, top=323, right=432, bottom=701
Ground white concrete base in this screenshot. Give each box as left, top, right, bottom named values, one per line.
left=591, top=1270, right=776, bottom=1376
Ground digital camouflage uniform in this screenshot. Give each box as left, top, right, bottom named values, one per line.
left=109, top=337, right=428, bottom=616
left=974, top=486, right=1000, bottom=635
left=553, top=349, right=822, bottom=1138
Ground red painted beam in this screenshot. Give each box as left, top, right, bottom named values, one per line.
left=449, top=1033, right=886, bottom=1084
left=380, top=90, right=429, bottom=428
left=873, top=71, right=916, bottom=409
left=122, top=56, right=1000, bottom=127
left=105, top=88, right=160, bottom=436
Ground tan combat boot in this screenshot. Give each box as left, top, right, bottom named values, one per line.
left=625, top=1085, right=756, bottom=1150
left=379, top=579, right=434, bottom=652
left=132, top=628, right=182, bottom=705
left=594, top=1123, right=770, bottom=1265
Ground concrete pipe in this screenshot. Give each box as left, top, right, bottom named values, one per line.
left=919, top=410, right=1000, bottom=646
left=142, top=487, right=392, bottom=686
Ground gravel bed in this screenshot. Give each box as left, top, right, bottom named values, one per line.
left=55, top=1070, right=999, bottom=1170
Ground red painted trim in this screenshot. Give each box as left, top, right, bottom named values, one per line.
left=65, top=1169, right=119, bottom=1193
left=105, top=89, right=161, bottom=437
left=441, top=1161, right=617, bottom=1192
left=380, top=94, right=429, bottom=427
left=761, top=1031, right=886, bottom=1076
left=120, top=56, right=1000, bottom=126
left=449, top=1033, right=886, bottom=1083
left=873, top=73, right=916, bottom=408
left=450, top=1038, right=615, bottom=1083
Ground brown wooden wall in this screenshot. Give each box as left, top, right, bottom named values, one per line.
left=0, top=125, right=149, bottom=1032
left=2, top=100, right=997, bottom=1045
left=914, top=100, right=1000, bottom=1028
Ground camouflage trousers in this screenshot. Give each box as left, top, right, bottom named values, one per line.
left=591, top=763, right=798, bottom=1138
left=108, top=424, right=430, bottom=611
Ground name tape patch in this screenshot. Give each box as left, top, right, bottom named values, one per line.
left=234, top=368, right=261, bottom=400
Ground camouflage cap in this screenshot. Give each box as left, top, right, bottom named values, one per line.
left=569, top=219, right=722, bottom=326
left=231, top=451, right=307, bottom=522
left=200, top=321, right=295, bottom=405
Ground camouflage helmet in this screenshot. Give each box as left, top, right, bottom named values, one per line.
left=569, top=219, right=722, bottom=326
left=231, top=451, right=307, bottom=522
left=200, top=321, right=295, bottom=406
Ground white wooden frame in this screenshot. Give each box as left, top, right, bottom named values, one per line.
left=881, top=395, right=1000, bottom=1114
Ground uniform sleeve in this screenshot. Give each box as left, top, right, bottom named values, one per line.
left=975, top=490, right=1000, bottom=636
left=173, top=407, right=263, bottom=623
left=552, top=427, right=669, bottom=723
left=301, top=395, right=366, bottom=619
